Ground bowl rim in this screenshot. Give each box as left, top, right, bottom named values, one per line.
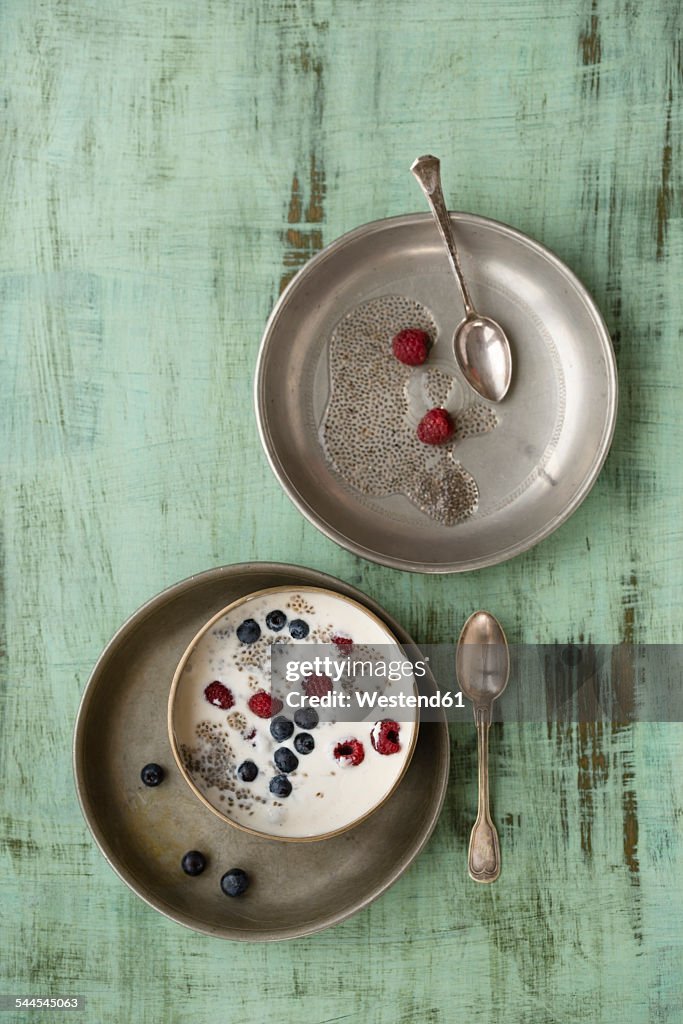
left=167, top=583, right=420, bottom=843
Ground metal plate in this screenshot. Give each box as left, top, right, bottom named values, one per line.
left=73, top=563, right=449, bottom=942
left=255, top=213, right=618, bottom=572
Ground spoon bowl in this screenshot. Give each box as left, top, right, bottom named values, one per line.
left=456, top=609, right=510, bottom=705
left=454, top=315, right=512, bottom=405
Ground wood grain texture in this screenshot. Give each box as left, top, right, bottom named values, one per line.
left=1, top=0, right=682, bottom=1021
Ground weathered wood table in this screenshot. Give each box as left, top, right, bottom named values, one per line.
left=2, top=1, right=681, bottom=1021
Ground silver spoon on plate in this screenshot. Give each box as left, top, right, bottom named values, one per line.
left=456, top=610, right=510, bottom=883
left=411, top=154, right=512, bottom=403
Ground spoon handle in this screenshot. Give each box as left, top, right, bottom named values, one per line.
left=468, top=705, right=501, bottom=883
left=410, top=154, right=476, bottom=317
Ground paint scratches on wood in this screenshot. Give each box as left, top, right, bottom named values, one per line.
left=605, top=576, right=643, bottom=942
left=577, top=720, right=608, bottom=858
left=292, top=40, right=324, bottom=125
left=656, top=84, right=674, bottom=261
left=611, top=648, right=641, bottom=888
left=622, top=768, right=640, bottom=881
left=280, top=156, right=326, bottom=293
left=613, top=573, right=641, bottom=893
left=276, top=10, right=327, bottom=295
left=622, top=572, right=637, bottom=647
left=579, top=0, right=602, bottom=96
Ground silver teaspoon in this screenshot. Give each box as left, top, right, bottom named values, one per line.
left=410, top=154, right=512, bottom=403
left=456, top=610, right=510, bottom=883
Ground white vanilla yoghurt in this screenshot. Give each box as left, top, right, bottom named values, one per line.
left=169, top=587, right=418, bottom=839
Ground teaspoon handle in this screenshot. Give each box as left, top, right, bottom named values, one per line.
left=468, top=705, right=501, bottom=883
left=410, top=154, right=476, bottom=317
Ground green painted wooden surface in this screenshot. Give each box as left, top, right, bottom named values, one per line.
left=2, top=0, right=682, bottom=1021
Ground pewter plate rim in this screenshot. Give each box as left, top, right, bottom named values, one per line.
left=73, top=562, right=449, bottom=942
left=254, top=212, right=618, bottom=573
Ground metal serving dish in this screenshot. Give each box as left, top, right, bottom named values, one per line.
left=255, top=213, right=617, bottom=572
left=73, top=563, right=449, bottom=941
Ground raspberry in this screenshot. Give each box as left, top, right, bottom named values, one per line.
left=392, top=328, right=430, bottom=366
left=371, top=719, right=401, bottom=755
left=331, top=634, right=353, bottom=653
left=204, top=681, right=235, bottom=710
left=333, top=738, right=365, bottom=767
left=247, top=690, right=283, bottom=718
left=416, top=407, right=454, bottom=445
left=302, top=674, right=333, bottom=698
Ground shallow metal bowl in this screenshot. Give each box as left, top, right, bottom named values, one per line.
left=73, top=563, right=449, bottom=941
left=255, top=213, right=617, bottom=572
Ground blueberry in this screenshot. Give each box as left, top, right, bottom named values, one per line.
left=266, top=609, right=287, bottom=631
left=270, top=715, right=294, bottom=741
left=294, top=707, right=319, bottom=730
left=220, top=868, right=250, bottom=897
left=294, top=732, right=315, bottom=755
left=181, top=850, right=206, bottom=876
left=269, top=774, right=293, bottom=798
left=237, top=760, right=258, bottom=782
left=237, top=618, right=261, bottom=644
left=274, top=747, right=299, bottom=773
left=140, top=763, right=164, bottom=787
left=289, top=619, right=309, bottom=639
